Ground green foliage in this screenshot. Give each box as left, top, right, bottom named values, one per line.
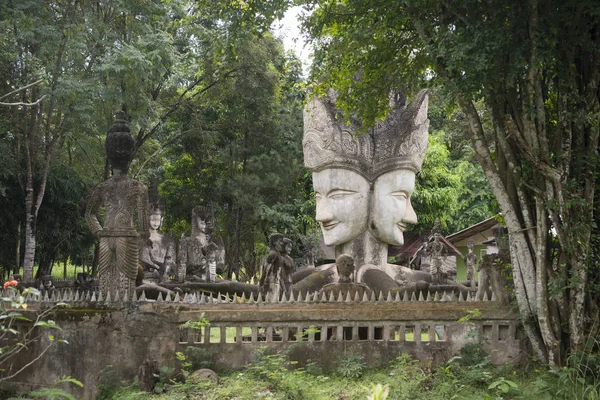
left=335, top=352, right=366, bottom=379
left=366, top=383, right=390, bottom=400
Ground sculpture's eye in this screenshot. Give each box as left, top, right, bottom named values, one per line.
left=328, top=189, right=356, bottom=200
left=390, top=191, right=408, bottom=200
left=315, top=193, right=322, bottom=201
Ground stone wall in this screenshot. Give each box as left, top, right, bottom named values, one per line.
left=7, top=290, right=523, bottom=399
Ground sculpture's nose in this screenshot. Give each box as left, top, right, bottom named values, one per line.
left=403, top=198, right=418, bottom=224
left=316, top=199, right=334, bottom=222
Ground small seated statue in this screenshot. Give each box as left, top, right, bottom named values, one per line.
left=38, top=275, right=55, bottom=297
left=320, top=254, right=372, bottom=300
left=281, top=238, right=295, bottom=297
left=139, top=195, right=176, bottom=282
left=178, top=206, right=222, bottom=283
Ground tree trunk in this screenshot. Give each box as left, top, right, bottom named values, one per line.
left=22, top=179, right=36, bottom=282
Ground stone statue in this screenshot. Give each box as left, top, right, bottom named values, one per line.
left=138, top=187, right=176, bottom=282
left=259, top=234, right=285, bottom=299
left=476, top=228, right=509, bottom=302
left=281, top=238, right=295, bottom=297
left=86, top=111, right=149, bottom=296
left=302, top=89, right=429, bottom=288
left=320, top=254, right=372, bottom=299
left=178, top=206, right=222, bottom=283
left=38, top=275, right=55, bottom=297
left=410, top=234, right=431, bottom=272
left=429, top=231, right=445, bottom=284
left=466, top=239, right=477, bottom=288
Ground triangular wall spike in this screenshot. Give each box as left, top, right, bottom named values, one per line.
left=337, top=291, right=344, bottom=302
left=426, top=291, right=432, bottom=301
left=241, top=292, right=247, bottom=303
left=394, top=292, right=401, bottom=302
left=354, top=291, right=361, bottom=302
left=256, top=292, right=263, bottom=303
left=199, top=293, right=207, bottom=304
left=248, top=292, right=255, bottom=303
left=483, top=291, right=489, bottom=301
left=450, top=291, right=457, bottom=301
left=106, top=291, right=113, bottom=303
left=122, top=291, right=129, bottom=303
left=345, top=291, right=353, bottom=303
left=165, top=292, right=172, bottom=302
left=370, top=291, right=377, bottom=302
left=433, top=291, right=440, bottom=301
left=442, top=291, right=448, bottom=300
left=312, top=292, right=319, bottom=302
left=403, top=291, right=409, bottom=302
left=68, top=289, right=74, bottom=301
left=224, top=293, right=230, bottom=303
left=328, top=291, right=336, bottom=303
left=410, top=292, right=417, bottom=301
left=377, top=291, right=384, bottom=302
left=289, top=291, right=295, bottom=303
left=418, top=291, right=424, bottom=302
left=156, top=292, right=163, bottom=302
left=320, top=291, right=327, bottom=302
left=281, top=292, right=288, bottom=303
left=458, top=291, right=464, bottom=302
left=91, top=291, right=97, bottom=302
left=174, top=292, right=180, bottom=303
left=74, top=291, right=80, bottom=302
left=43, top=291, right=50, bottom=302
left=140, top=291, right=146, bottom=301
left=386, top=291, right=393, bottom=302
left=132, top=290, right=138, bottom=302
left=362, top=291, right=370, bottom=302
left=215, top=293, right=222, bottom=304
left=304, top=291, right=311, bottom=303
left=491, top=290, right=497, bottom=301
left=466, top=291, right=472, bottom=302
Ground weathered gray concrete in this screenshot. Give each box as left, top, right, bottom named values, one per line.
left=9, top=296, right=523, bottom=399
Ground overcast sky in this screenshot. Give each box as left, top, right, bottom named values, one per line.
left=271, top=6, right=312, bottom=76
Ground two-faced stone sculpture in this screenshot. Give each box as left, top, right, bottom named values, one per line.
left=86, top=112, right=150, bottom=296
left=303, top=89, right=429, bottom=285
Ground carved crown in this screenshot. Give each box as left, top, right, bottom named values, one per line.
left=303, top=89, right=429, bottom=181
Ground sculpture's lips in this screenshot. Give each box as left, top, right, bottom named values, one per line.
left=397, top=222, right=408, bottom=231
left=321, top=221, right=339, bottom=230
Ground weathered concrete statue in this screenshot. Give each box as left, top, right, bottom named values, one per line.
left=139, top=186, right=176, bottom=282
left=429, top=221, right=445, bottom=284
left=466, top=239, right=477, bottom=288
left=320, top=254, right=372, bottom=300
left=302, top=89, right=430, bottom=289
left=178, top=206, right=222, bottom=283
left=86, top=111, right=150, bottom=296
left=259, top=234, right=286, bottom=299
left=410, top=234, right=431, bottom=272
left=281, top=238, right=295, bottom=297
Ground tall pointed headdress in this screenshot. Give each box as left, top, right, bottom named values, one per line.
left=303, top=90, right=429, bottom=181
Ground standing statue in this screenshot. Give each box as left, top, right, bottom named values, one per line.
left=86, top=111, right=149, bottom=296
left=280, top=238, right=295, bottom=297
left=178, top=206, right=222, bottom=282
left=466, top=239, right=477, bottom=288
left=410, top=234, right=431, bottom=272
left=138, top=187, right=176, bottom=282
left=302, top=89, right=429, bottom=289
left=429, top=231, right=445, bottom=284
left=259, top=234, right=286, bottom=299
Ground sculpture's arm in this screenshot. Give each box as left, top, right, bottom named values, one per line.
left=137, top=183, right=150, bottom=239
left=85, top=185, right=103, bottom=236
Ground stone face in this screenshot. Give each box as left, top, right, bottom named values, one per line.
left=370, top=169, right=418, bottom=246
left=302, top=90, right=429, bottom=284
left=86, top=112, right=149, bottom=296
left=313, top=168, right=370, bottom=246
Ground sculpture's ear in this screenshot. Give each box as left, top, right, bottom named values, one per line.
left=405, top=89, right=428, bottom=126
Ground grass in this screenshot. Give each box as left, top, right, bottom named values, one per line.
left=97, top=352, right=563, bottom=400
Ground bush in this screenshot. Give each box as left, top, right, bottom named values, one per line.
left=335, top=353, right=366, bottom=379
